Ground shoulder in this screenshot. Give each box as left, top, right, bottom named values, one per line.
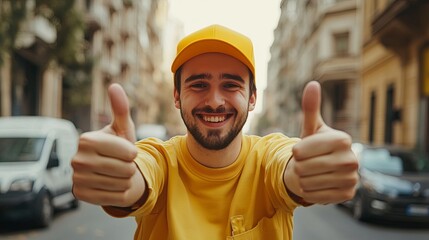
left=134, top=135, right=186, bottom=157
left=244, top=133, right=299, bottom=147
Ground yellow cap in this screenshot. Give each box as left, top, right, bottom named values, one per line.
left=171, top=24, right=255, bottom=79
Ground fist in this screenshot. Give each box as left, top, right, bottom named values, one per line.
left=287, top=81, right=359, bottom=204
left=72, top=84, right=142, bottom=207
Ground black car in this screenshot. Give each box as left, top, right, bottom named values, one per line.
left=342, top=143, right=429, bottom=223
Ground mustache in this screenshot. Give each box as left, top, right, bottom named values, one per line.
left=192, top=106, right=231, bottom=114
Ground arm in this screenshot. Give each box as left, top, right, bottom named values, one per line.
left=71, top=84, right=148, bottom=210
left=283, top=81, right=358, bottom=205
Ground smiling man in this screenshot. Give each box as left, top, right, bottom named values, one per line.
left=71, top=24, right=358, bottom=239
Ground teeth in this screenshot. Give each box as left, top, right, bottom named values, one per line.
left=203, top=116, right=226, bottom=123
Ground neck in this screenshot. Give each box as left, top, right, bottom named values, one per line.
left=186, top=133, right=243, bottom=168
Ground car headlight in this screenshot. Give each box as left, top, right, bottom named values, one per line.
left=9, top=179, right=34, bottom=192
left=364, top=180, right=398, bottom=198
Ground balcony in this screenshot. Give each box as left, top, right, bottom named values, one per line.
left=372, top=0, right=429, bottom=57
left=313, top=55, right=359, bottom=82
left=85, top=0, right=109, bottom=34
left=14, top=16, right=56, bottom=65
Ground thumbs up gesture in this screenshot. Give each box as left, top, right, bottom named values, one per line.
left=72, top=84, right=145, bottom=207
left=284, top=81, right=359, bottom=205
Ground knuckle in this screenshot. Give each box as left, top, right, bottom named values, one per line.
left=126, top=147, right=138, bottom=161
left=72, top=187, right=85, bottom=200
left=71, top=156, right=83, bottom=170
left=343, top=189, right=356, bottom=201
left=292, top=144, right=303, bottom=159
left=124, top=163, right=137, bottom=177
left=293, top=163, right=305, bottom=176
left=117, top=192, right=129, bottom=206
left=71, top=154, right=91, bottom=170
left=123, top=179, right=133, bottom=190
left=299, top=181, right=310, bottom=191
left=336, top=134, right=352, bottom=149
left=343, top=176, right=358, bottom=188
left=72, top=174, right=81, bottom=184
left=79, top=132, right=95, bottom=146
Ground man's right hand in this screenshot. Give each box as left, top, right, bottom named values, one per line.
left=72, top=83, right=145, bottom=207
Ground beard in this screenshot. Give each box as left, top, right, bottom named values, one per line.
left=180, top=104, right=248, bottom=150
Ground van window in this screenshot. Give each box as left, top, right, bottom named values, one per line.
left=0, top=137, right=46, bottom=162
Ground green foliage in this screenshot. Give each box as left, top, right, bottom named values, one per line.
left=0, top=0, right=91, bottom=108
left=0, top=0, right=27, bottom=65
left=34, top=0, right=86, bottom=66
left=0, top=0, right=86, bottom=68
left=62, top=56, right=94, bottom=106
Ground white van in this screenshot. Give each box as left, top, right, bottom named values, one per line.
left=0, top=116, right=79, bottom=228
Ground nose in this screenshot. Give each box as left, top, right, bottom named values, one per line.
left=204, top=88, right=225, bottom=109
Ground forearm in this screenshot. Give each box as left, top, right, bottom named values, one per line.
left=126, top=166, right=147, bottom=207
left=103, top=167, right=147, bottom=217
left=283, top=157, right=313, bottom=206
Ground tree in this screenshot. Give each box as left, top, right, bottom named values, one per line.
left=0, top=0, right=86, bottom=67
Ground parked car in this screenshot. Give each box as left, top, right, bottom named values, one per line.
left=0, top=116, right=79, bottom=228
left=341, top=143, right=429, bottom=223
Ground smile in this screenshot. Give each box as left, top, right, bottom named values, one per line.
left=197, top=114, right=233, bottom=123
left=203, top=115, right=226, bottom=123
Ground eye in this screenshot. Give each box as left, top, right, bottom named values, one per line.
left=190, top=82, right=208, bottom=90
left=223, top=83, right=241, bottom=90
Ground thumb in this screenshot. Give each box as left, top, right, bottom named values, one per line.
left=300, top=81, right=324, bottom=138
left=108, top=83, right=136, bottom=142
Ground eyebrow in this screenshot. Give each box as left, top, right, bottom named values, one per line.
left=184, top=73, right=211, bottom=83
left=221, top=73, right=245, bottom=83
left=184, top=73, right=245, bottom=84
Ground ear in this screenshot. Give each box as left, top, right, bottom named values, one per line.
left=174, top=88, right=181, bottom=109
left=248, top=91, right=257, bottom=111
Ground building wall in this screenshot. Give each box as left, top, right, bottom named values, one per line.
left=1, top=0, right=182, bottom=136
left=360, top=0, right=428, bottom=151
left=260, top=0, right=361, bottom=139
left=0, top=55, right=12, bottom=116
left=361, top=43, right=400, bottom=144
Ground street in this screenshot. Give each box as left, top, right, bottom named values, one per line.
left=0, top=202, right=136, bottom=240
left=293, top=204, right=429, bottom=240
left=1, top=202, right=428, bottom=239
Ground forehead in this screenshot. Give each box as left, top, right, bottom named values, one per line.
left=181, top=53, right=250, bottom=78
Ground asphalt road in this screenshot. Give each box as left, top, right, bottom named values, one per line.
left=0, top=202, right=136, bottom=240
left=293, top=204, right=429, bottom=240
left=1, top=202, right=428, bottom=239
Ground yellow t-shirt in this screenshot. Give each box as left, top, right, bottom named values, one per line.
left=106, top=133, right=300, bottom=240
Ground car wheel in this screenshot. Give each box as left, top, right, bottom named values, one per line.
left=353, top=194, right=370, bottom=222
left=34, top=190, right=53, bottom=228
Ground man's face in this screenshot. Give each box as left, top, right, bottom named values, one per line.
left=174, top=53, right=256, bottom=150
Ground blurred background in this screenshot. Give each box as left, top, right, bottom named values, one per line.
left=1, top=0, right=429, bottom=239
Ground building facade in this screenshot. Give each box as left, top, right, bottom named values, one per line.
left=361, top=0, right=429, bottom=153
left=259, top=0, right=362, bottom=139
left=0, top=0, right=62, bottom=118
left=76, top=0, right=170, bottom=131
left=0, top=0, right=182, bottom=135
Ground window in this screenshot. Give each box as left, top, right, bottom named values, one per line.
left=333, top=82, right=346, bottom=111
left=333, top=32, right=349, bottom=56
left=384, top=84, right=395, bottom=144
left=0, top=138, right=46, bottom=162
left=369, top=91, right=376, bottom=143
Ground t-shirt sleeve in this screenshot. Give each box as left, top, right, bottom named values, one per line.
left=263, top=134, right=301, bottom=211
left=131, top=143, right=167, bottom=216
left=103, top=138, right=167, bottom=218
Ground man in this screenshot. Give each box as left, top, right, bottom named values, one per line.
left=72, top=24, right=358, bottom=239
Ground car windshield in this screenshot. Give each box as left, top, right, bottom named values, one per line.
left=361, top=148, right=429, bottom=175
left=0, top=137, right=45, bottom=162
